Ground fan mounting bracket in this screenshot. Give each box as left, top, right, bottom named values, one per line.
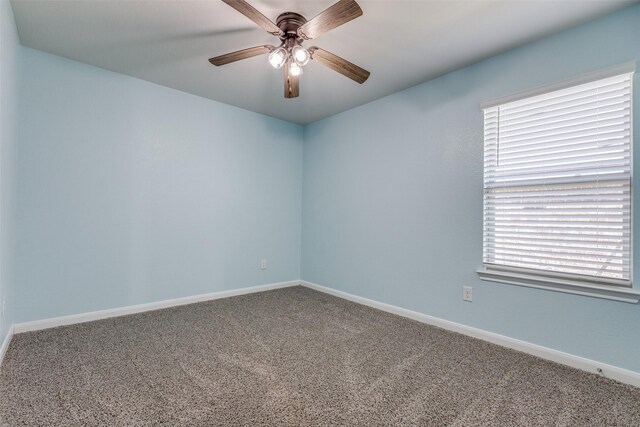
left=276, top=12, right=307, bottom=39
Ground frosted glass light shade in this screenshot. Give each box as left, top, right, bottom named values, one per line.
left=292, top=45, right=310, bottom=66
left=268, top=47, right=287, bottom=69
left=289, top=61, right=303, bottom=76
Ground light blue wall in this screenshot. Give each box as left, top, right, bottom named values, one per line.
left=13, top=46, right=303, bottom=322
left=302, top=5, right=640, bottom=372
left=0, top=0, right=20, bottom=344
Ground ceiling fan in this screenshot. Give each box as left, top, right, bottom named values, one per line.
left=209, top=0, right=370, bottom=98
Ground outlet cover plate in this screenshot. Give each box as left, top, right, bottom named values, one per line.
left=463, top=286, right=473, bottom=302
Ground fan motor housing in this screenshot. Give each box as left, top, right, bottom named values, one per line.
left=276, top=12, right=307, bottom=38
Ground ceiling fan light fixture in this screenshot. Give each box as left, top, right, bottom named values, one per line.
left=268, top=47, right=287, bottom=69
left=292, top=45, right=310, bottom=66
left=211, top=0, right=369, bottom=99
left=289, top=61, right=303, bottom=76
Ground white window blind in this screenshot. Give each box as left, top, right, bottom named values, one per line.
left=483, top=72, right=633, bottom=285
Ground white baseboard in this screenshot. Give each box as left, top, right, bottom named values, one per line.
left=0, top=325, right=14, bottom=368
left=13, top=280, right=300, bottom=334
left=7, top=279, right=639, bottom=389
left=301, top=280, right=640, bottom=389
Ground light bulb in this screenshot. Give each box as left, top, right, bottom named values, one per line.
left=292, top=45, right=310, bottom=66
left=268, top=47, right=287, bottom=69
left=289, top=61, right=303, bottom=76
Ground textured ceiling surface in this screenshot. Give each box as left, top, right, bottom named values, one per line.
left=11, top=0, right=636, bottom=124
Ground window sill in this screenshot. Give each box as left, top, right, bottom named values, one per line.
left=477, top=268, right=640, bottom=303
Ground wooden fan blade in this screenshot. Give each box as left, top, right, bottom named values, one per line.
left=209, top=45, right=274, bottom=66
left=284, top=63, right=300, bottom=98
left=297, top=0, right=362, bottom=40
left=309, top=47, right=369, bottom=84
left=222, top=0, right=283, bottom=36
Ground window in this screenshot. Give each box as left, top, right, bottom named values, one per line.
left=480, top=70, right=635, bottom=299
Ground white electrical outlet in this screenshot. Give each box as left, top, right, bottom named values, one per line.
left=260, top=259, right=267, bottom=270
left=463, top=286, right=473, bottom=302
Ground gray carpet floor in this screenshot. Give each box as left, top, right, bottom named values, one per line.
left=1, top=286, right=639, bottom=426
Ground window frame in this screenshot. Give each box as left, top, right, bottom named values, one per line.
left=477, top=63, right=639, bottom=303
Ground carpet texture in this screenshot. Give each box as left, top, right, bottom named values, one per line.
left=1, top=286, right=639, bottom=426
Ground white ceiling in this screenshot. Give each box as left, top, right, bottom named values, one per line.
left=10, top=0, right=636, bottom=124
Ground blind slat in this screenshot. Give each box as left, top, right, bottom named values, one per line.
left=485, top=231, right=630, bottom=242
left=498, top=98, right=629, bottom=131
left=497, top=78, right=630, bottom=117
left=495, top=122, right=630, bottom=147
left=487, top=241, right=629, bottom=254
left=485, top=129, right=629, bottom=155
